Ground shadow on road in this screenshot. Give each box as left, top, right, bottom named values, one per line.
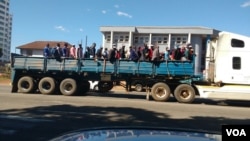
left=87, top=91, right=250, bottom=108
left=0, top=104, right=249, bottom=141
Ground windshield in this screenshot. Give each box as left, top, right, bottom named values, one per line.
left=50, top=128, right=221, bottom=141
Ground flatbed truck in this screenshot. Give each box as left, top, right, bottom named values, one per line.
left=10, top=31, right=250, bottom=103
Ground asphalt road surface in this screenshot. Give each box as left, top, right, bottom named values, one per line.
left=0, top=84, right=250, bottom=141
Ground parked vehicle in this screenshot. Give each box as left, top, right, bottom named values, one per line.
left=49, top=127, right=221, bottom=141
left=10, top=31, right=250, bottom=103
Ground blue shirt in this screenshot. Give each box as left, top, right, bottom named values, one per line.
left=43, top=46, right=50, bottom=57
left=62, top=47, right=68, bottom=57
left=129, top=49, right=138, bottom=61
left=164, top=50, right=169, bottom=60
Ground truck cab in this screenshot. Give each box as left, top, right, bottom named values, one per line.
left=206, top=32, right=250, bottom=85
left=197, top=32, right=250, bottom=101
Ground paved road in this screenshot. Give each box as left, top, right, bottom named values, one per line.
left=0, top=84, right=250, bottom=141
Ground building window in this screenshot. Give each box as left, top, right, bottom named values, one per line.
left=134, top=35, right=149, bottom=44
left=171, top=35, right=188, bottom=48
left=134, top=37, right=138, bottom=43
left=152, top=35, right=168, bottom=44
left=26, top=50, right=33, bottom=56
left=111, top=33, right=129, bottom=43
left=232, top=57, right=241, bottom=70
left=114, top=35, right=119, bottom=43
left=231, top=39, right=244, bottom=48
left=139, top=37, right=144, bottom=44
left=119, top=35, right=124, bottom=42
left=105, top=35, right=111, bottom=42
left=163, top=37, right=168, bottom=44
left=125, top=36, right=129, bottom=42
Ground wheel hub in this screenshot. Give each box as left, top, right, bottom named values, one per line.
left=155, top=87, right=167, bottom=98
left=180, top=90, right=190, bottom=98
left=21, top=81, right=30, bottom=89
left=65, top=84, right=73, bottom=91
left=43, top=82, right=51, bottom=90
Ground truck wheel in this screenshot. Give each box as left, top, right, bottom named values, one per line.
left=60, top=78, right=77, bottom=96
left=17, top=76, right=34, bottom=93
left=174, top=84, right=195, bottom=103
left=135, top=83, right=143, bottom=92
left=107, top=82, right=114, bottom=91
left=78, top=81, right=90, bottom=95
left=151, top=82, right=171, bottom=102
left=38, top=77, right=55, bottom=95
left=98, top=81, right=113, bottom=93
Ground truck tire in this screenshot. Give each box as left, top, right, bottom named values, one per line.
left=135, top=83, right=143, bottom=92
left=38, top=77, right=56, bottom=95
left=107, top=82, right=114, bottom=91
left=60, top=78, right=77, bottom=96
left=98, top=81, right=113, bottom=93
left=17, top=76, right=34, bottom=93
left=151, top=82, right=171, bottom=102
left=78, top=81, right=90, bottom=95
left=174, top=84, right=195, bottom=103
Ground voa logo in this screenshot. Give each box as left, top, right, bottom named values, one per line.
left=226, top=129, right=246, bottom=136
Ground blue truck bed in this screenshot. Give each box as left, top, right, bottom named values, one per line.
left=13, top=57, right=195, bottom=77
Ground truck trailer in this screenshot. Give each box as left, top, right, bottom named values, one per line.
left=10, top=31, right=250, bottom=103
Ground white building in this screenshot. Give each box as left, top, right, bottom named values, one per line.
left=100, top=26, right=220, bottom=74
left=0, top=0, right=12, bottom=63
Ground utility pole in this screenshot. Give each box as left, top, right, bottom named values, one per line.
left=85, top=36, right=87, bottom=47
left=85, top=36, right=87, bottom=52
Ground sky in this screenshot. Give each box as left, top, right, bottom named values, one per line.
left=9, top=0, right=250, bottom=53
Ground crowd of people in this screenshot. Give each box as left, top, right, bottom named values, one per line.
left=43, top=42, right=97, bottom=62
left=43, top=42, right=195, bottom=63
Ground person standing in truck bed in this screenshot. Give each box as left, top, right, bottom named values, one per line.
left=43, top=43, right=51, bottom=58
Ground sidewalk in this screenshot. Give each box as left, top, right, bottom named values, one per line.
left=112, top=85, right=126, bottom=91
left=0, top=78, right=10, bottom=85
